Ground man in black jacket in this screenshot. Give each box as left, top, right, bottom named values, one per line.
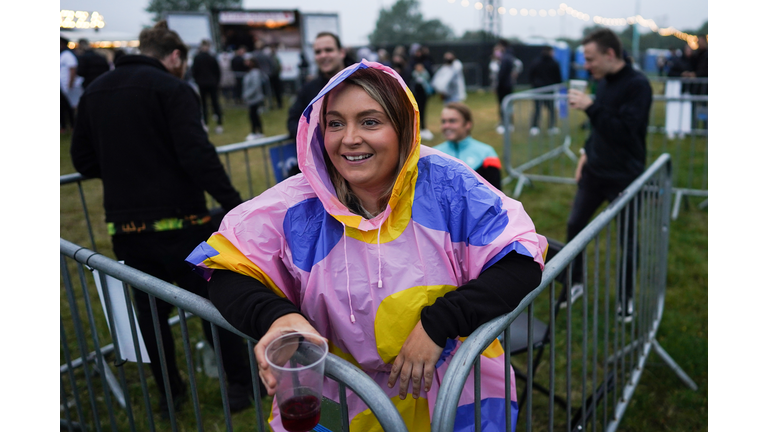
left=528, top=46, right=563, bottom=136
left=566, top=28, right=652, bottom=320
left=191, top=39, right=224, bottom=134
left=285, top=32, right=350, bottom=176
left=70, top=21, right=255, bottom=417
left=75, top=38, right=110, bottom=89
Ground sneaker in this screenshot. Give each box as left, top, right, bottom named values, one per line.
left=618, top=299, right=634, bottom=323
left=420, top=129, right=434, bottom=141
left=548, top=127, right=560, bottom=135
left=245, top=133, right=258, bottom=141
left=559, top=283, right=584, bottom=309
left=496, top=125, right=506, bottom=134
left=215, top=125, right=224, bottom=134
left=529, top=127, right=540, bottom=136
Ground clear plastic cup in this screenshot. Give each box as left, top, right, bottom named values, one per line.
left=569, top=79, right=588, bottom=93
left=265, top=332, right=328, bottom=432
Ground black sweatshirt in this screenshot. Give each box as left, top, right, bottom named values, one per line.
left=71, top=55, right=242, bottom=223
left=208, top=251, right=542, bottom=348
left=583, top=63, right=652, bottom=183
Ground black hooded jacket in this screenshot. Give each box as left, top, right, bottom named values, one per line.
left=70, top=55, right=242, bottom=224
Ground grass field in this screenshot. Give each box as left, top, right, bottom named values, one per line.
left=60, top=88, right=707, bottom=431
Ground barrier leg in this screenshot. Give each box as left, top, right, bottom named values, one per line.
left=698, top=198, right=708, bottom=210
left=651, top=340, right=698, bottom=391
left=671, top=189, right=684, bottom=220
left=513, top=176, right=530, bottom=199
left=92, top=358, right=127, bottom=409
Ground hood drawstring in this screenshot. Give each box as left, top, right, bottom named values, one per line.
left=377, top=224, right=383, bottom=288
left=342, top=224, right=356, bottom=324
left=340, top=221, right=384, bottom=323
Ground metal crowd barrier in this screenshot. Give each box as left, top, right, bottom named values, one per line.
left=500, top=78, right=708, bottom=220
left=431, top=154, right=697, bottom=432
left=60, top=133, right=293, bottom=253
left=60, top=238, right=408, bottom=432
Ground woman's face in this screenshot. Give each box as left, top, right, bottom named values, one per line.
left=324, top=83, right=400, bottom=198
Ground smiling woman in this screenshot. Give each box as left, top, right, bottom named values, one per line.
left=186, top=60, right=548, bottom=431
left=321, top=68, right=414, bottom=217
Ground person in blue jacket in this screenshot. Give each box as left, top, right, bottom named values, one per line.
left=433, top=102, right=502, bottom=190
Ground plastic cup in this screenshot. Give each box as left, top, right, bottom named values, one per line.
left=265, top=332, right=328, bottom=432
left=569, top=79, right=588, bottom=93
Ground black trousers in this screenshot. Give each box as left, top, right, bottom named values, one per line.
left=530, top=100, right=556, bottom=129
left=234, top=77, right=244, bottom=104
left=198, top=85, right=223, bottom=125
left=112, top=226, right=251, bottom=398
left=269, top=74, right=283, bottom=108
left=248, top=103, right=263, bottom=134
left=61, top=90, right=75, bottom=130
left=566, top=168, right=637, bottom=301
left=497, top=85, right=512, bottom=123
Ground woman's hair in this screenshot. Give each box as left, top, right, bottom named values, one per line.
left=321, top=66, right=415, bottom=217
left=139, top=20, right=188, bottom=61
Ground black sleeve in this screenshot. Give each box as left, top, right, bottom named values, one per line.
left=166, top=84, right=243, bottom=211
left=420, top=251, right=542, bottom=348
left=70, top=95, right=101, bottom=179
left=476, top=165, right=502, bottom=190
left=208, top=269, right=303, bottom=339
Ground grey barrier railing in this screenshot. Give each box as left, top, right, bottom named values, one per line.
left=60, top=238, right=408, bottom=432
left=500, top=78, right=708, bottom=220
left=61, top=133, right=293, bottom=253
left=431, top=153, right=697, bottom=432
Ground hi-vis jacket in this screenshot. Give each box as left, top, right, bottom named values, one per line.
left=187, top=60, right=547, bottom=431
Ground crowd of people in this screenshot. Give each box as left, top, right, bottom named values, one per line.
left=64, top=19, right=706, bottom=428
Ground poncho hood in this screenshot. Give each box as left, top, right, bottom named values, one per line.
left=296, top=60, right=421, bottom=232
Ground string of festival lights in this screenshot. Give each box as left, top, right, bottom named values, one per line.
left=446, top=1, right=706, bottom=48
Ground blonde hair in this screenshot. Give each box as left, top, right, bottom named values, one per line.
left=321, top=67, right=415, bottom=216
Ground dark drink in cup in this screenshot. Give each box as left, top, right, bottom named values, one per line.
left=266, top=332, right=328, bottom=432
left=279, top=393, right=321, bottom=431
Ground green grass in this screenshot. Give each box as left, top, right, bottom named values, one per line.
left=60, top=89, right=707, bottom=431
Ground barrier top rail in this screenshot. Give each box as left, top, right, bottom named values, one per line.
left=60, top=238, right=409, bottom=432
left=61, top=133, right=293, bottom=186
left=431, top=153, right=673, bottom=431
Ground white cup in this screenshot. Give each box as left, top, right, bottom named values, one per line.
left=569, top=79, right=588, bottom=93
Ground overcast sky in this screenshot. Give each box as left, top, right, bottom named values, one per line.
left=60, top=0, right=708, bottom=46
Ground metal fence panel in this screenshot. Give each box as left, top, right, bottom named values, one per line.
left=431, top=154, right=697, bottom=432
left=60, top=238, right=408, bottom=432
left=500, top=78, right=708, bottom=220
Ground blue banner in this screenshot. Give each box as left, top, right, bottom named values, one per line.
left=269, top=142, right=298, bottom=183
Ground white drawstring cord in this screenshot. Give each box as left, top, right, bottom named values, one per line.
left=342, top=225, right=356, bottom=323
left=377, top=224, right=383, bottom=288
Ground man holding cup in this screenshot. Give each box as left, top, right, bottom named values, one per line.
left=565, top=28, right=652, bottom=320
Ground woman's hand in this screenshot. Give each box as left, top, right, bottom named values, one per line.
left=254, top=313, right=323, bottom=396
left=387, top=320, right=443, bottom=400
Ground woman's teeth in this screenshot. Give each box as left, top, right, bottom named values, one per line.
left=344, top=154, right=372, bottom=161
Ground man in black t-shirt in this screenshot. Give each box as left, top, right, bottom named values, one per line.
left=75, top=38, right=109, bottom=89
left=191, top=39, right=224, bottom=134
